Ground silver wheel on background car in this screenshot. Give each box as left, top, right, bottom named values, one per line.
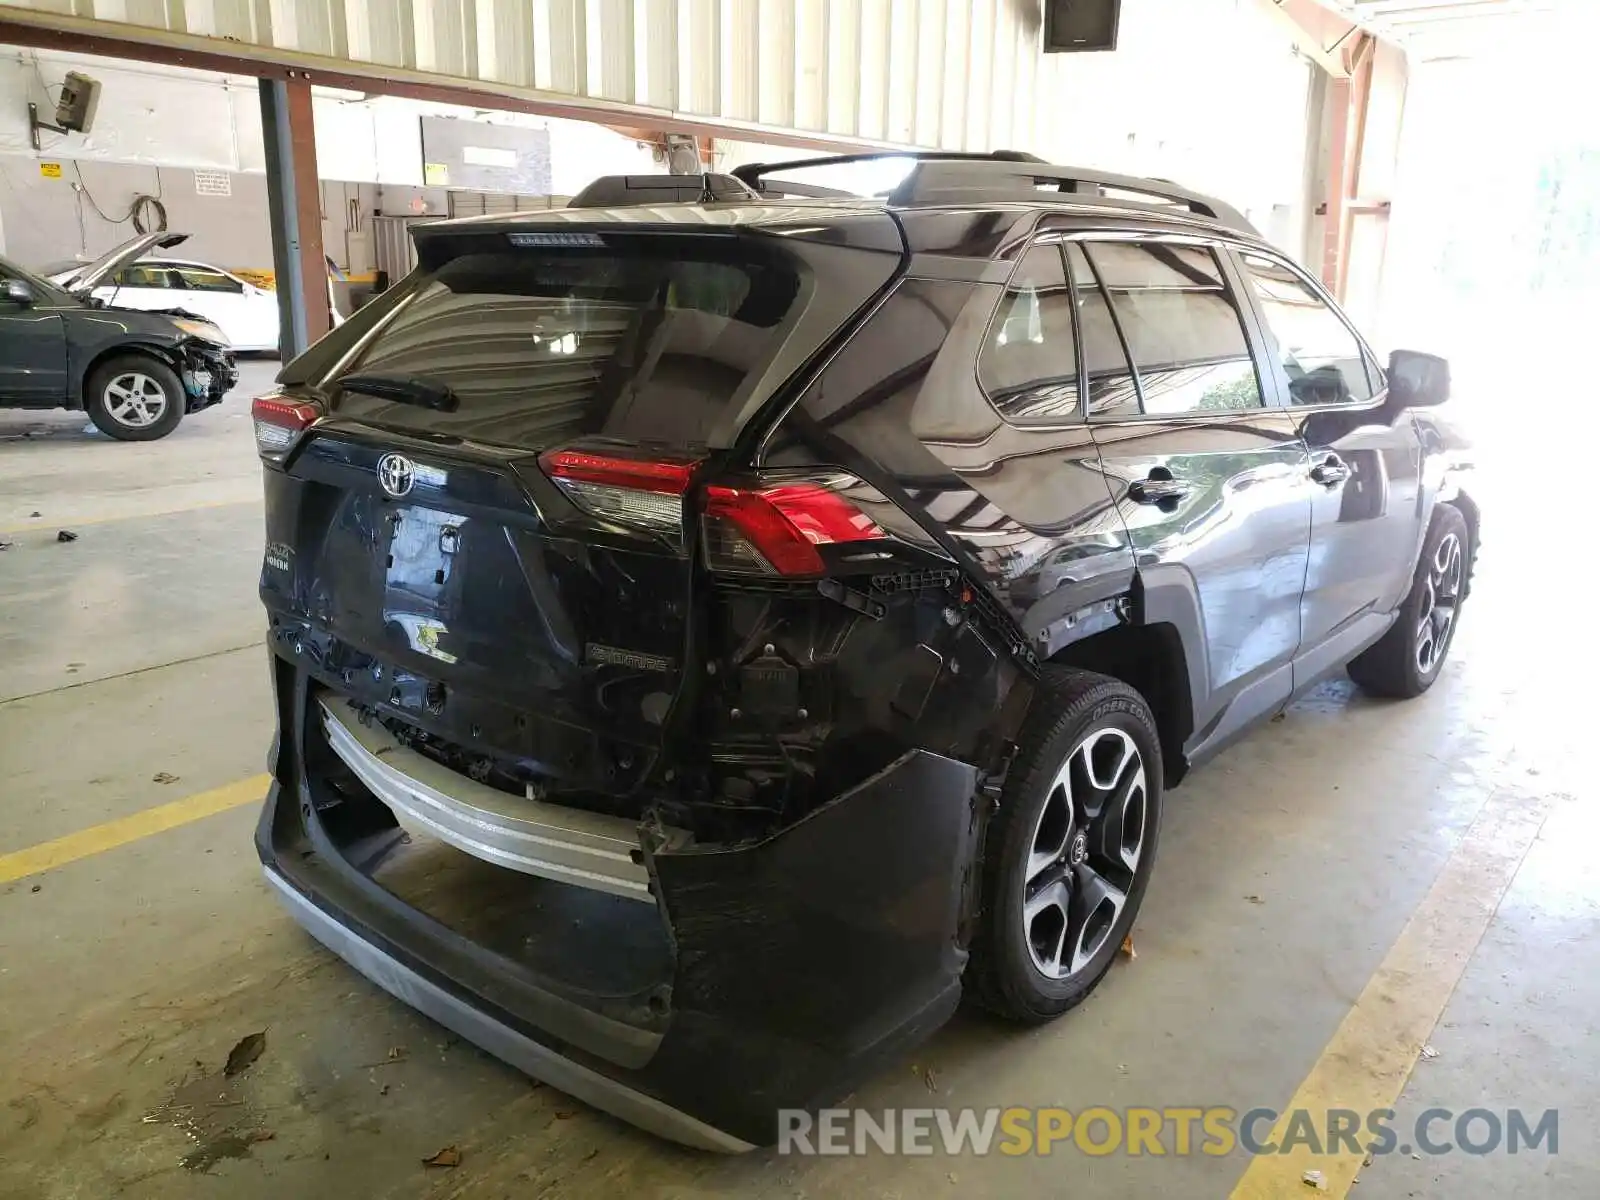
left=102, top=372, right=169, bottom=429
left=1415, top=531, right=1463, bottom=675
left=1022, top=726, right=1147, bottom=981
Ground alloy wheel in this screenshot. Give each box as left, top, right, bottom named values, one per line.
left=1022, top=726, right=1147, bottom=981
left=103, top=372, right=169, bottom=429
left=1415, top=531, right=1463, bottom=675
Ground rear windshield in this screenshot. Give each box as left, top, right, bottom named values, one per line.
left=321, top=241, right=805, bottom=451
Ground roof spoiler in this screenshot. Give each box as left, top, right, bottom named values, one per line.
left=568, top=173, right=760, bottom=208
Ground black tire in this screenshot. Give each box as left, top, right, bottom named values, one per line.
left=1347, top=504, right=1470, bottom=699
left=85, top=355, right=185, bottom=441
left=967, top=666, right=1164, bottom=1024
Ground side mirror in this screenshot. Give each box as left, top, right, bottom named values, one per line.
left=2, top=279, right=35, bottom=307
left=1388, top=349, right=1450, bottom=408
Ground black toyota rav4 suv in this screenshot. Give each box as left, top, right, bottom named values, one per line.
left=253, top=154, right=1477, bottom=1150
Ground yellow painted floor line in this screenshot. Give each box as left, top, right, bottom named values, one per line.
left=0, top=496, right=256, bottom=535
left=0, top=774, right=269, bottom=885
left=1229, top=783, right=1556, bottom=1199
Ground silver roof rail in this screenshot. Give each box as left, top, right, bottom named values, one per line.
left=731, top=151, right=1257, bottom=237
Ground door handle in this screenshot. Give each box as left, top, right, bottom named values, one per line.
left=1310, top=457, right=1350, bottom=487
left=1128, top=476, right=1191, bottom=504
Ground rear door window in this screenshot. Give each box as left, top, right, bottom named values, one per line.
left=1085, top=241, right=1264, bottom=417
left=1064, top=245, right=1141, bottom=416
left=324, top=242, right=805, bottom=451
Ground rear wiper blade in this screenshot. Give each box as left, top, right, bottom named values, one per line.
left=338, top=373, right=458, bottom=412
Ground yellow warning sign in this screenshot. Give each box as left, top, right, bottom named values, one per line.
left=423, top=162, right=450, bottom=187
left=39, top=162, right=62, bottom=179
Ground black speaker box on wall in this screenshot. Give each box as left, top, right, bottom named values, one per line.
left=1043, top=0, right=1121, bottom=53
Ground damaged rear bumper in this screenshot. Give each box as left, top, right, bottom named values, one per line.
left=261, top=864, right=752, bottom=1151
left=257, top=656, right=981, bottom=1149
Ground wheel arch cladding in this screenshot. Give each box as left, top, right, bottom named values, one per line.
left=1050, top=620, right=1194, bottom=787
left=1446, top=488, right=1480, bottom=599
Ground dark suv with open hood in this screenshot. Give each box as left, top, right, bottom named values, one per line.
left=252, top=154, right=1477, bottom=1150
left=0, top=233, right=237, bottom=440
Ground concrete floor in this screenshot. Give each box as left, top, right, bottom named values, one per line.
left=0, top=367, right=1592, bottom=1198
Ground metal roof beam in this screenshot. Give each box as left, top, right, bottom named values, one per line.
left=1254, top=0, right=1370, bottom=77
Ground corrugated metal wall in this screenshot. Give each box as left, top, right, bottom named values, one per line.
left=2, top=0, right=1315, bottom=231
left=5, top=0, right=1056, bottom=148
left=1, top=0, right=1168, bottom=154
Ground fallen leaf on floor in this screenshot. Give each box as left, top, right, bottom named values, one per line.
left=1119, top=935, right=1137, bottom=960
left=387, top=1046, right=407, bottom=1061
left=56, top=530, right=78, bottom=543
left=923, top=1067, right=939, bottom=1093
left=1270, top=712, right=1286, bottom=723
left=584, top=1148, right=599, bottom=1161
left=248, top=1129, right=275, bottom=1144
left=29, top=511, right=40, bottom=518
left=30, top=884, right=41, bottom=894
left=555, top=1111, right=577, bottom=1120
left=421, top=1145, right=461, bottom=1168
left=1245, top=894, right=1265, bottom=905
left=378, top=1084, right=390, bottom=1096
left=1363, top=1152, right=1374, bottom=1166
left=223, top=1031, right=267, bottom=1076
left=152, top=772, right=180, bottom=784
left=947, top=1173, right=958, bottom=1184
left=1420, top=1044, right=1439, bottom=1060
left=1302, top=1168, right=1328, bottom=1189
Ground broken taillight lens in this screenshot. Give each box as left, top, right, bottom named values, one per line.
left=538, top=448, right=699, bottom=542
left=703, top=481, right=885, bottom=577
left=251, top=394, right=321, bottom=462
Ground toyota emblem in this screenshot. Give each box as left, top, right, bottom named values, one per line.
left=1069, top=831, right=1088, bottom=867
left=377, top=453, right=416, bottom=498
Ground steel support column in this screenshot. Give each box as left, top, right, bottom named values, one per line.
left=1320, top=73, right=1353, bottom=290
left=260, top=74, right=328, bottom=359
left=1332, top=35, right=1377, bottom=299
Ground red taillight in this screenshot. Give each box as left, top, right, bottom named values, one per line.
left=539, top=448, right=699, bottom=542
left=251, top=394, right=321, bottom=460
left=536, top=449, right=886, bottom=573
left=703, top=482, right=885, bottom=577
left=539, top=449, right=695, bottom=494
